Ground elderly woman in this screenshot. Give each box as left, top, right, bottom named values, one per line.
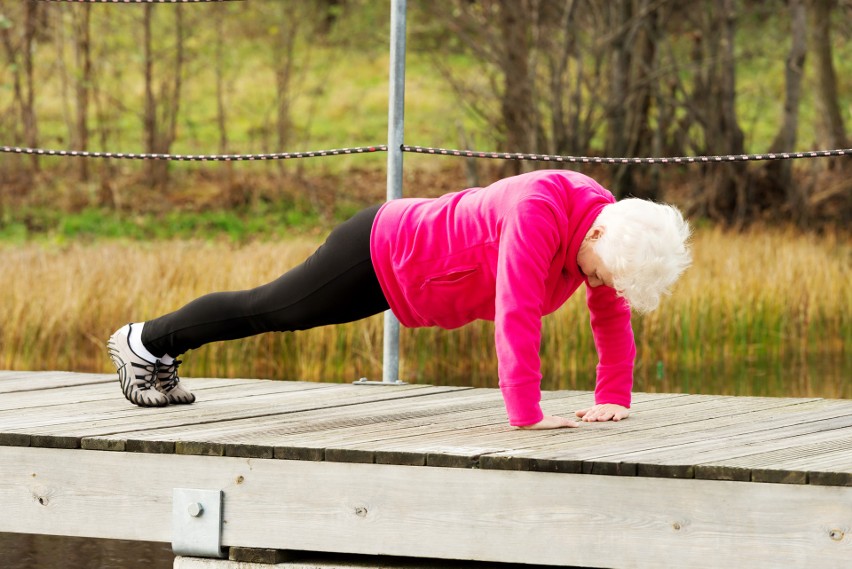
left=108, top=169, right=691, bottom=430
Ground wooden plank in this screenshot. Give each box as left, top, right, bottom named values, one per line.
left=0, top=377, right=282, bottom=411
left=8, top=384, right=470, bottom=451
left=146, top=392, right=699, bottom=469
left=305, top=392, right=687, bottom=465
left=0, top=379, right=337, bottom=433
left=0, top=371, right=113, bottom=393
left=0, top=380, right=336, bottom=448
left=82, top=387, right=503, bottom=459
left=1, top=446, right=850, bottom=569
left=81, top=388, right=604, bottom=466
left=279, top=387, right=632, bottom=463
left=695, top=433, right=852, bottom=485
left=481, top=397, right=835, bottom=477
left=580, top=401, right=852, bottom=480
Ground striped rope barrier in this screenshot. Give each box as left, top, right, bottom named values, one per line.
left=3, top=143, right=849, bottom=164
left=0, top=145, right=387, bottom=161
left=402, top=145, right=852, bottom=165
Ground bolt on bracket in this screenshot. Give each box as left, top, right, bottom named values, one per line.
left=172, top=488, right=226, bottom=558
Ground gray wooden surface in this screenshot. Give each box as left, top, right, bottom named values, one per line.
left=2, top=370, right=850, bottom=486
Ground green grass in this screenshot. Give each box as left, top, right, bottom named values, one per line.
left=0, top=207, right=332, bottom=244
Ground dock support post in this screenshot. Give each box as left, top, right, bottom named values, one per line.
left=381, top=0, right=407, bottom=386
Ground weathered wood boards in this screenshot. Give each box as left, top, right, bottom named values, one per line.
left=1, top=446, right=849, bottom=568
left=1, top=371, right=849, bottom=485
left=1, top=371, right=851, bottom=568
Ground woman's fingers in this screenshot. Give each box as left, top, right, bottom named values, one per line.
left=575, top=404, right=629, bottom=422
left=518, top=406, right=629, bottom=429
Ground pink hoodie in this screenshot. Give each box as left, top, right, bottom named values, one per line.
left=370, top=170, right=635, bottom=426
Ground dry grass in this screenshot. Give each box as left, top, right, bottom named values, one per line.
left=1, top=226, right=848, bottom=398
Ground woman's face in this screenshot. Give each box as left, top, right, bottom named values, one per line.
left=577, top=227, right=614, bottom=288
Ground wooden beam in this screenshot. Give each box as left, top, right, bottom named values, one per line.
left=1, top=446, right=849, bottom=568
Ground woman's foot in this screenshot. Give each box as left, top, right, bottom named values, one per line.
left=107, top=324, right=170, bottom=407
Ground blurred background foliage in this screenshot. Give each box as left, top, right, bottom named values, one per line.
left=0, top=1, right=848, bottom=396
left=0, top=0, right=849, bottom=235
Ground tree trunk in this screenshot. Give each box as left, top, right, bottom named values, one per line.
left=545, top=0, right=577, bottom=156
left=143, top=5, right=157, bottom=183
left=23, top=1, right=39, bottom=171
left=497, top=0, right=534, bottom=175
left=634, top=1, right=662, bottom=200
left=808, top=0, right=848, bottom=153
left=606, top=1, right=630, bottom=160
left=74, top=4, right=92, bottom=182
left=271, top=1, right=300, bottom=180
left=691, top=0, right=747, bottom=225
left=763, top=0, right=807, bottom=217
left=142, top=5, right=184, bottom=188
left=163, top=5, right=184, bottom=153
left=214, top=6, right=229, bottom=155
left=275, top=4, right=296, bottom=154
left=607, top=0, right=660, bottom=200
left=0, top=19, right=24, bottom=148
left=806, top=0, right=850, bottom=223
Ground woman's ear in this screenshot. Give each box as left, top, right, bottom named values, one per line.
left=586, top=226, right=605, bottom=241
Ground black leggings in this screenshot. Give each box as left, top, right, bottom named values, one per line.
left=141, top=205, right=389, bottom=358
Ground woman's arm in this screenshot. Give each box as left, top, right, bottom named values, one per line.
left=493, top=199, right=564, bottom=427
left=584, top=284, right=636, bottom=414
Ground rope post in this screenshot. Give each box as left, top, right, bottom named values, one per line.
left=382, top=0, right=407, bottom=385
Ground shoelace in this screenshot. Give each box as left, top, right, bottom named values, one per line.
left=131, top=360, right=159, bottom=391
left=156, top=359, right=183, bottom=392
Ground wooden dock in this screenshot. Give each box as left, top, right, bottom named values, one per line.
left=1, top=370, right=850, bottom=568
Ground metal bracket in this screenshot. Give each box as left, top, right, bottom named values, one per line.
left=172, top=488, right=226, bottom=559
left=354, top=377, right=408, bottom=386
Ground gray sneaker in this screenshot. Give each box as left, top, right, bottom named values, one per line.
left=107, top=324, right=169, bottom=407
left=155, top=359, right=195, bottom=405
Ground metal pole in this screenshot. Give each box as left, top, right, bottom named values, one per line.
left=382, top=0, right=406, bottom=384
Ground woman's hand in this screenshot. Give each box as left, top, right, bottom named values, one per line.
left=575, top=403, right=630, bottom=422
left=516, top=415, right=580, bottom=430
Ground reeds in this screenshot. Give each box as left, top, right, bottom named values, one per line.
left=1, top=226, right=848, bottom=398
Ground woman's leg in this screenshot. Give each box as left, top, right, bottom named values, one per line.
left=141, top=204, right=388, bottom=358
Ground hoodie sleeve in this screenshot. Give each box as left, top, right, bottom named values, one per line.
left=585, top=284, right=635, bottom=408
left=494, top=199, right=561, bottom=426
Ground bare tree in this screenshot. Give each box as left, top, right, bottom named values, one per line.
left=673, top=0, right=747, bottom=225
left=142, top=4, right=185, bottom=188
left=273, top=2, right=298, bottom=159
left=213, top=5, right=229, bottom=155
left=0, top=1, right=41, bottom=177
left=0, top=8, right=24, bottom=149
left=430, top=0, right=609, bottom=174
left=807, top=0, right=848, bottom=153
left=263, top=1, right=322, bottom=181
left=759, top=0, right=808, bottom=218
left=805, top=0, right=850, bottom=223
left=74, top=3, right=92, bottom=182
left=605, top=0, right=662, bottom=199
left=497, top=0, right=535, bottom=175
left=23, top=1, right=38, bottom=171
left=57, top=4, right=93, bottom=182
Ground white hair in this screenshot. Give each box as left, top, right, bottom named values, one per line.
left=592, top=198, right=692, bottom=313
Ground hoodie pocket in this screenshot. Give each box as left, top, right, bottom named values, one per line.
left=409, top=263, right=492, bottom=327
left=396, top=244, right=498, bottom=327
left=422, top=265, right=480, bottom=286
